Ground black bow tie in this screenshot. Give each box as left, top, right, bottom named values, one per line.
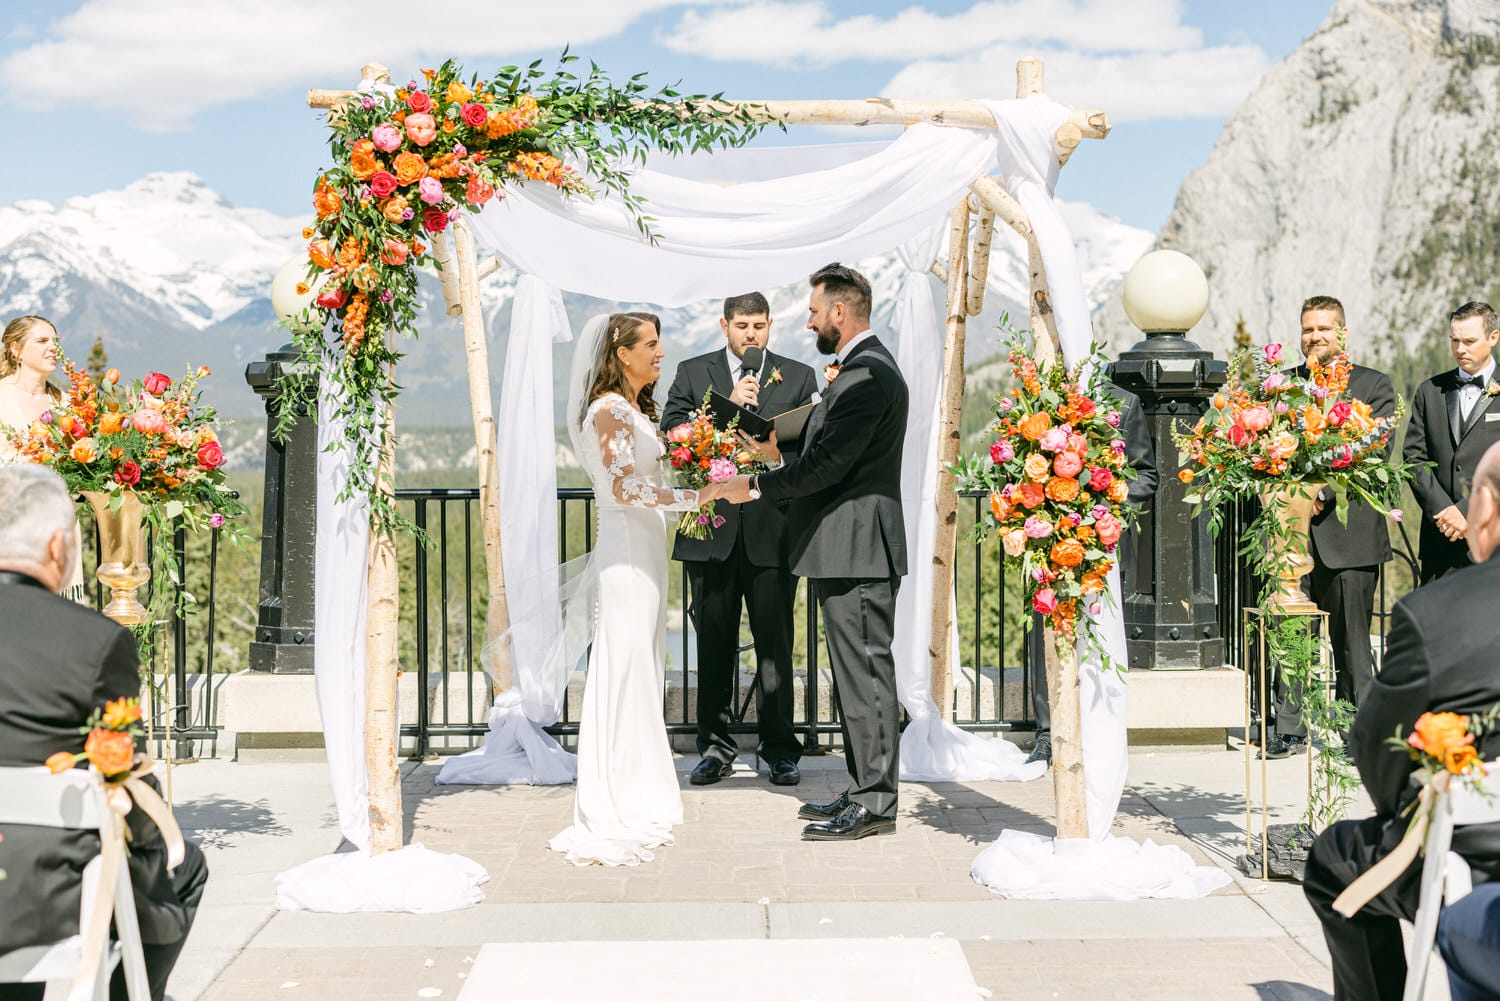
left=1460, top=372, right=1487, bottom=389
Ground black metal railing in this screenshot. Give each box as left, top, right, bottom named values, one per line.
left=396, top=486, right=1033, bottom=756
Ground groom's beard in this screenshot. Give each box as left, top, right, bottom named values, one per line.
left=814, top=327, right=840, bottom=355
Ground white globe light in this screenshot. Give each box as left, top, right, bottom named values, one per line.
left=1121, top=250, right=1209, bottom=334
left=269, top=256, right=326, bottom=335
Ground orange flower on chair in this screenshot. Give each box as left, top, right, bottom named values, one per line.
left=83, top=728, right=135, bottom=778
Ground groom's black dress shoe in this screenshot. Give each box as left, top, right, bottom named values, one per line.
left=689, top=758, right=733, bottom=785
left=768, top=760, right=800, bottom=786
left=802, top=803, right=895, bottom=842
left=796, top=792, right=850, bottom=821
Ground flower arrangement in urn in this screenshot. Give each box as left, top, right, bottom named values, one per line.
left=954, top=337, right=1140, bottom=665
left=663, top=392, right=767, bottom=540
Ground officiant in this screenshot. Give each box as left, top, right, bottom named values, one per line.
left=660, top=293, right=819, bottom=787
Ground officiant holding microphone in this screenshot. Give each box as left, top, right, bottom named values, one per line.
left=661, top=293, right=819, bottom=787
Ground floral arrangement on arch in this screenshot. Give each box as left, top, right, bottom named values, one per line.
left=284, top=54, right=765, bottom=533
left=663, top=392, right=767, bottom=540
left=954, top=337, right=1139, bottom=665
left=1173, top=337, right=1407, bottom=533
left=9, top=358, right=243, bottom=529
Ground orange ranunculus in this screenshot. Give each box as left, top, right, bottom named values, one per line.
left=1050, top=538, right=1086, bottom=568
left=1080, top=568, right=1107, bottom=594
left=312, top=179, right=342, bottom=219
left=350, top=147, right=380, bottom=180
left=1408, top=711, right=1471, bottom=761
left=45, top=751, right=77, bottom=774
left=1023, top=452, right=1050, bottom=482
left=1178, top=468, right=1194, bottom=484
left=393, top=151, right=428, bottom=186
left=1018, top=482, right=1046, bottom=509
left=84, top=728, right=135, bottom=777
left=98, top=412, right=126, bottom=435
left=990, top=493, right=1013, bottom=522
left=1045, top=475, right=1080, bottom=503
left=1019, top=411, right=1052, bottom=441
left=100, top=697, right=142, bottom=730
left=1107, top=479, right=1129, bottom=504
left=308, top=238, right=335, bottom=270
left=380, top=195, right=410, bottom=224
left=1446, top=744, right=1480, bottom=775
left=70, top=438, right=98, bottom=463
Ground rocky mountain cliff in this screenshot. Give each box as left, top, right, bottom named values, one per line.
left=1094, top=0, right=1500, bottom=388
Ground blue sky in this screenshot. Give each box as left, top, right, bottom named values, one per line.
left=0, top=0, right=1331, bottom=233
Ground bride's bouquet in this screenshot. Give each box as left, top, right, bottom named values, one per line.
left=663, top=392, right=767, bottom=540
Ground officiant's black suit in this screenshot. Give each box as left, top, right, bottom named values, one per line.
left=756, top=335, right=908, bottom=818
left=1405, top=365, right=1500, bottom=581
left=0, top=572, right=208, bottom=1001
left=661, top=349, right=819, bottom=767
left=1303, top=553, right=1500, bottom=1001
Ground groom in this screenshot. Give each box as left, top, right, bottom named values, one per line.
left=724, top=262, right=909, bottom=841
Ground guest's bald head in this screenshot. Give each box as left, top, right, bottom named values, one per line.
left=1467, top=441, right=1500, bottom=564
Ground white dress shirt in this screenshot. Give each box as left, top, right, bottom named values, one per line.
left=725, top=346, right=766, bottom=382
left=834, top=328, right=877, bottom=366
left=1458, top=358, right=1497, bottom=422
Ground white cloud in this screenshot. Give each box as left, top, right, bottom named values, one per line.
left=661, top=0, right=1270, bottom=122
left=0, top=0, right=715, bottom=131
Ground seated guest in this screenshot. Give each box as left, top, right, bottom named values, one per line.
left=1303, top=440, right=1500, bottom=1001
left=1437, top=885, right=1500, bottom=1001
left=0, top=465, right=208, bottom=1001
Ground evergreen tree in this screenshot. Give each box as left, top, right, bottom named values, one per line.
left=85, top=336, right=108, bottom=378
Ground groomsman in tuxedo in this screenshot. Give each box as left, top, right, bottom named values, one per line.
left=724, top=263, right=909, bottom=841
left=1405, top=301, right=1500, bottom=582
left=660, top=293, right=819, bottom=787
left=0, top=465, right=208, bottom=1001
left=1260, top=296, right=1397, bottom=759
left=1303, top=438, right=1500, bottom=1001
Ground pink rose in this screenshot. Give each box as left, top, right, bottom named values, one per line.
left=1002, top=529, right=1026, bottom=557
left=371, top=123, right=403, bottom=152
left=315, top=285, right=348, bottom=310
left=1327, top=401, right=1352, bottom=427
left=1096, top=512, right=1122, bottom=547
left=1053, top=451, right=1084, bottom=478
left=1264, top=343, right=1283, bottom=365
left=132, top=408, right=167, bottom=434
left=1032, top=588, right=1058, bottom=616
left=1023, top=515, right=1053, bottom=539
left=1040, top=427, right=1069, bottom=453
left=465, top=175, right=495, bottom=206
left=369, top=171, right=398, bottom=198
left=1239, top=407, right=1273, bottom=432
left=1089, top=467, right=1113, bottom=492
left=666, top=424, right=692, bottom=443
left=418, top=176, right=445, bottom=205
left=1227, top=424, right=1252, bottom=448
left=1329, top=444, right=1354, bottom=469
left=460, top=102, right=488, bottom=128
left=197, top=440, right=225, bottom=471
left=208, top=513, right=226, bottom=529
left=406, top=90, right=432, bottom=114
left=422, top=209, right=449, bottom=233
left=405, top=113, right=438, bottom=147
left=142, top=371, right=171, bottom=395
left=708, top=458, right=737, bottom=482
left=989, top=439, right=1014, bottom=464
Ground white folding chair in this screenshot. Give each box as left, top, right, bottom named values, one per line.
left=1403, top=761, right=1500, bottom=1001
left=0, top=766, right=151, bottom=1001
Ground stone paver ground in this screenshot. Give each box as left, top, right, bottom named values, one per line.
left=162, top=742, right=1448, bottom=1001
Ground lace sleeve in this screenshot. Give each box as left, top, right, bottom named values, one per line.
left=594, top=399, right=700, bottom=511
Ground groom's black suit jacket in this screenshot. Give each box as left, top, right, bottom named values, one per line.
left=660, top=348, right=818, bottom=566
left=1404, top=363, right=1500, bottom=579
left=756, top=335, right=909, bottom=580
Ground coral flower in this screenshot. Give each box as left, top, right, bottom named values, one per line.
left=84, top=728, right=135, bottom=778
left=380, top=195, right=411, bottom=224
left=1018, top=482, right=1046, bottom=509
left=392, top=151, right=428, bottom=186
left=404, top=112, right=438, bottom=147
left=1050, top=538, right=1086, bottom=568
left=132, top=409, right=167, bottom=434
left=1044, top=475, right=1080, bottom=503
left=308, top=238, right=336, bottom=270
left=1019, top=411, right=1052, bottom=441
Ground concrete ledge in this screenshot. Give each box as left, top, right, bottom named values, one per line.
left=1124, top=666, right=1244, bottom=744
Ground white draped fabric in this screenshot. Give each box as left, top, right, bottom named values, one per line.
left=967, top=97, right=1228, bottom=899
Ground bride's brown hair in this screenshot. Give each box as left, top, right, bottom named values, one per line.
left=588, top=312, right=662, bottom=422
left=0, top=316, right=62, bottom=401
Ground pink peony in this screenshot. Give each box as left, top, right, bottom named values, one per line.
left=1261, top=373, right=1287, bottom=393
left=1239, top=407, right=1274, bottom=432
left=370, top=123, right=403, bottom=152
left=989, top=439, right=1015, bottom=464
left=131, top=408, right=167, bottom=435
left=1054, top=451, right=1084, bottom=478
left=997, top=398, right=1014, bottom=413
left=1089, top=467, right=1113, bottom=492
left=418, top=176, right=445, bottom=205
left=1327, top=401, right=1352, bottom=427
left=1032, top=588, right=1058, bottom=616
left=669, top=445, right=691, bottom=464
left=1275, top=402, right=1290, bottom=414
left=707, top=458, right=737, bottom=482
left=1023, top=515, right=1053, bottom=539
left=1264, top=343, right=1283, bottom=365
left=1066, top=433, right=1088, bottom=454
left=464, top=175, right=495, bottom=206
left=1040, top=427, right=1069, bottom=453
left=1089, top=602, right=1102, bottom=617
left=666, top=423, right=692, bottom=443
left=404, top=113, right=438, bottom=147
left=1096, top=512, right=1122, bottom=548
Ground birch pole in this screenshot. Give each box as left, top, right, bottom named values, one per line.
left=928, top=198, right=972, bottom=714
left=365, top=341, right=403, bottom=854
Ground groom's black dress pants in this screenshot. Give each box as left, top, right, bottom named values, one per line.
left=814, top=576, right=900, bottom=819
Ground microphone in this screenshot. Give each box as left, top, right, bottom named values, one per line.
left=739, top=346, right=764, bottom=377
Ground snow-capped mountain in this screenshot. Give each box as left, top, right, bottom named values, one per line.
left=0, top=171, right=1152, bottom=425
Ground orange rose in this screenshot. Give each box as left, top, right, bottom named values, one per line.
left=84, top=728, right=135, bottom=777
left=1409, top=711, right=1471, bottom=759
left=45, top=751, right=77, bottom=774
left=1019, top=412, right=1052, bottom=441
left=70, top=438, right=98, bottom=463
left=989, top=493, right=1012, bottom=522
left=1023, top=452, right=1050, bottom=482
left=393, top=151, right=428, bottom=186
left=380, top=195, right=410, bottom=224
left=1045, top=475, right=1079, bottom=503
left=312, top=179, right=342, bottom=219
left=308, top=238, right=335, bottom=270
left=350, top=148, right=380, bottom=180
left=1050, top=538, right=1086, bottom=568
left=1107, top=479, right=1129, bottom=504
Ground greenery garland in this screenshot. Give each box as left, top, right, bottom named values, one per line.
left=278, top=53, right=768, bottom=535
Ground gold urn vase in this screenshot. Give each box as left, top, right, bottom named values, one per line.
left=1258, top=481, right=1323, bottom=615
left=83, top=490, right=151, bottom=626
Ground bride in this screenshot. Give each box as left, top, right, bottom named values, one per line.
left=549, top=311, right=727, bottom=867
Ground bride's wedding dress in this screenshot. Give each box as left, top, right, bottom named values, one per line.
left=548, top=392, right=700, bottom=867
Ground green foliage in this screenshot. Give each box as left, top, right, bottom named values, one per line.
left=85, top=336, right=109, bottom=379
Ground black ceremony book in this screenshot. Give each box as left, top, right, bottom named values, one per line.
left=707, top=391, right=816, bottom=445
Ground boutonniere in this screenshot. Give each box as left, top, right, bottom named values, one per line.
left=823, top=363, right=840, bottom=385
left=1487, top=380, right=1499, bottom=397
left=767, top=367, right=783, bottom=386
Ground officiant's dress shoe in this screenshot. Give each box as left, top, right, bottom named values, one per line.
left=802, top=803, right=895, bottom=842
left=1026, top=731, right=1052, bottom=766
left=796, top=792, right=850, bottom=821
left=690, top=758, right=733, bottom=785
left=768, top=760, right=800, bottom=786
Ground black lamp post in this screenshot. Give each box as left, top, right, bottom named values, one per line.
left=1107, top=250, right=1228, bottom=670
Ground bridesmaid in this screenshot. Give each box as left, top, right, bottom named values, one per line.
left=0, top=315, right=88, bottom=601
